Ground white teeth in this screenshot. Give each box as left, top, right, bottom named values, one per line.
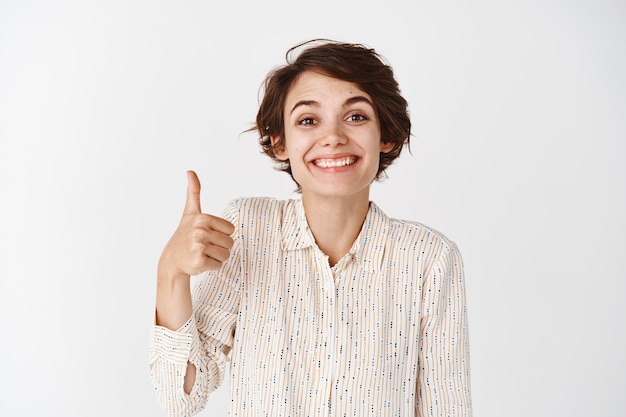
left=314, top=157, right=356, bottom=168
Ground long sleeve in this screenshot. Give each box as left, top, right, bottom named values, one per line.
left=416, top=241, right=472, bottom=417
left=149, top=201, right=243, bottom=417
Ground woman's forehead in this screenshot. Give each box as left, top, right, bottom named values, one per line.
left=285, top=71, right=371, bottom=107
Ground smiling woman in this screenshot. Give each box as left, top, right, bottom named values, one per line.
left=256, top=40, right=411, bottom=187
left=150, top=40, right=472, bottom=417
left=272, top=71, right=394, bottom=211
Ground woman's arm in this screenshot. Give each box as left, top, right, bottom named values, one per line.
left=151, top=171, right=236, bottom=415
left=156, top=170, right=234, bottom=329
left=416, top=241, right=473, bottom=417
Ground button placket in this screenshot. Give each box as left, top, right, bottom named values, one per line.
left=312, top=250, right=336, bottom=403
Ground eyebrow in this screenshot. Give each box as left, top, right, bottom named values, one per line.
left=289, top=95, right=374, bottom=115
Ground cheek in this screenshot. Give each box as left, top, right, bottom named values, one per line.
left=287, top=142, right=304, bottom=159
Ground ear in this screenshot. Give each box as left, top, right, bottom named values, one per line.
left=380, top=141, right=394, bottom=153
left=271, top=135, right=289, bottom=161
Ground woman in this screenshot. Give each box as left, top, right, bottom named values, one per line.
left=150, top=40, right=472, bottom=417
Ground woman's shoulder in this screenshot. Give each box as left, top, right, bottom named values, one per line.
left=372, top=202, right=458, bottom=254
left=226, top=196, right=296, bottom=211
left=223, top=197, right=300, bottom=223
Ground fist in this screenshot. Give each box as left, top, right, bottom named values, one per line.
left=160, top=171, right=235, bottom=278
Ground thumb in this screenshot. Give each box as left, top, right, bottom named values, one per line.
left=184, top=170, right=202, bottom=214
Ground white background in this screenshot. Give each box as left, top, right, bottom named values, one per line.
left=1, top=1, right=624, bottom=416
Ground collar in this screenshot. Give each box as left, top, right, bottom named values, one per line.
left=280, top=199, right=389, bottom=274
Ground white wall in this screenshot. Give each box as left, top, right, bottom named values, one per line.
left=1, top=1, right=624, bottom=416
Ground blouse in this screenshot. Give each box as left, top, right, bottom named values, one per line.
left=150, top=197, right=472, bottom=417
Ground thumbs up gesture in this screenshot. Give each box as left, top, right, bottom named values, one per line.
left=159, top=171, right=235, bottom=279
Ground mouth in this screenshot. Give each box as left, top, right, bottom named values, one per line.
left=312, top=156, right=358, bottom=168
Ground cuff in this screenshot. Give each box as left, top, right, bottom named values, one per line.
left=150, top=316, right=198, bottom=364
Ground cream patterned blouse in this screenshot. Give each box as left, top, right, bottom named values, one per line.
left=150, top=197, right=472, bottom=417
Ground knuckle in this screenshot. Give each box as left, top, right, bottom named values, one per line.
left=191, top=229, right=208, bottom=242
left=189, top=241, right=205, bottom=254
left=189, top=257, right=207, bottom=272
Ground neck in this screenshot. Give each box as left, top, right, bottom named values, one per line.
left=302, top=191, right=370, bottom=266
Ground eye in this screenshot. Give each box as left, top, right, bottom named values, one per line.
left=346, top=113, right=368, bottom=123
left=297, top=117, right=318, bottom=126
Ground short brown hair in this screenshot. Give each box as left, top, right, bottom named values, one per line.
left=254, top=39, right=411, bottom=187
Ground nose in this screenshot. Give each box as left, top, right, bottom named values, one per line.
left=319, top=120, right=348, bottom=147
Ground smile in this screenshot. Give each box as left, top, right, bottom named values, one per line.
left=312, top=156, right=357, bottom=168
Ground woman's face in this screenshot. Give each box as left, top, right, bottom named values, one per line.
left=272, top=71, right=393, bottom=202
